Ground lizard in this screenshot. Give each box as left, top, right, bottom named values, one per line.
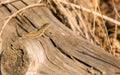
left=21, top=23, right=50, bottom=38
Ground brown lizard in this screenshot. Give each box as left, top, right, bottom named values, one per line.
left=22, top=23, right=50, bottom=38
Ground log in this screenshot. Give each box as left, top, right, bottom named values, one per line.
left=0, top=0, right=120, bottom=75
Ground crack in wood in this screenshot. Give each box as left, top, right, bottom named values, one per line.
left=15, top=25, right=22, bottom=37
left=49, top=38, right=57, bottom=47
left=115, top=72, right=120, bottom=74
left=16, top=22, right=29, bottom=33
left=49, top=38, right=105, bottom=74
left=18, top=48, right=25, bottom=66
left=10, top=3, right=19, bottom=10
left=2, top=4, right=11, bottom=13
left=21, top=0, right=28, bottom=6
left=49, top=38, right=77, bottom=61
left=77, top=50, right=119, bottom=74
left=24, top=16, right=39, bottom=29
left=78, top=49, right=120, bottom=69
left=11, top=42, right=26, bottom=67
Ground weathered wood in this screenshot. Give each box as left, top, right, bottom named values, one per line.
left=0, top=0, right=120, bottom=75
